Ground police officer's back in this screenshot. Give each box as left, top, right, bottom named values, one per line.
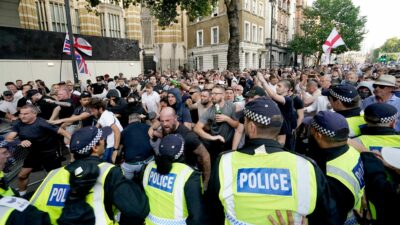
left=30, top=126, right=149, bottom=225
left=0, top=139, right=51, bottom=225
left=206, top=97, right=340, bottom=225
left=305, top=111, right=365, bottom=224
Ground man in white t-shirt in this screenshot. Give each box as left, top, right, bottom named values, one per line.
left=0, top=91, right=18, bottom=120
left=141, top=83, right=160, bottom=114
left=89, top=98, right=123, bottom=163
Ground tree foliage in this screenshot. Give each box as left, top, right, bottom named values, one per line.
left=288, top=0, right=367, bottom=61
left=86, top=0, right=216, bottom=27
left=380, top=37, right=400, bottom=53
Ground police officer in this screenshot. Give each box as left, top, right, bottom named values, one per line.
left=306, top=111, right=365, bottom=224
left=0, top=138, right=51, bottom=225
left=322, top=84, right=366, bottom=138
left=356, top=103, right=400, bottom=151
left=206, top=97, right=339, bottom=225
left=142, top=134, right=207, bottom=225
left=30, top=126, right=149, bottom=225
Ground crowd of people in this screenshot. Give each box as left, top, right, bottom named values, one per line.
left=0, top=63, right=399, bottom=225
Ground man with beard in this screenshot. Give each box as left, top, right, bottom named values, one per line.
left=156, top=107, right=211, bottom=187
left=186, top=89, right=213, bottom=121
left=88, top=98, right=123, bottom=163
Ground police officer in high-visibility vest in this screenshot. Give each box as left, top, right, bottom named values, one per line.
left=322, top=84, right=366, bottom=138
left=305, top=111, right=365, bottom=225
left=356, top=103, right=400, bottom=151
left=30, top=126, right=149, bottom=225
left=206, top=97, right=340, bottom=225
left=142, top=134, right=207, bottom=225
left=0, top=138, right=51, bottom=225
left=354, top=103, right=400, bottom=223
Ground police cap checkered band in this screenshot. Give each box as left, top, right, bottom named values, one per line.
left=244, top=108, right=271, bottom=126
left=380, top=112, right=399, bottom=123
left=311, top=119, right=336, bottom=137
left=159, top=134, right=185, bottom=160
left=70, top=126, right=112, bottom=155
left=364, top=103, right=398, bottom=124
left=329, top=89, right=353, bottom=103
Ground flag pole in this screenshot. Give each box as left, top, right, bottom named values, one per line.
left=59, top=51, right=63, bottom=82
left=64, top=0, right=79, bottom=84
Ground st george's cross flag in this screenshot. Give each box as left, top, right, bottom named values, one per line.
left=62, top=34, right=89, bottom=75
left=322, top=28, right=345, bottom=53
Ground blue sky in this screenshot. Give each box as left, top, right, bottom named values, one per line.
left=307, top=0, right=400, bottom=53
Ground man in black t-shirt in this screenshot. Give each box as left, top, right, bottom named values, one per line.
left=5, top=104, right=71, bottom=196
left=89, top=76, right=106, bottom=95
left=26, top=89, right=57, bottom=120
left=155, top=107, right=211, bottom=187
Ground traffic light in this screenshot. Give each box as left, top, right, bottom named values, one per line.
left=379, top=55, right=387, bottom=62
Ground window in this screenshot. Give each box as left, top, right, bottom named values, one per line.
left=108, top=13, right=121, bottom=38
left=252, top=0, right=257, bottom=14
left=213, top=55, right=219, bottom=70
left=244, top=21, right=250, bottom=41
left=212, top=4, right=219, bottom=17
left=244, top=0, right=249, bottom=10
left=252, top=24, right=257, bottom=42
left=49, top=2, right=67, bottom=32
left=196, top=30, right=203, bottom=47
left=100, top=13, right=106, bottom=36
left=259, top=3, right=264, bottom=17
left=74, top=9, right=80, bottom=34
left=258, top=26, right=263, bottom=43
left=211, top=26, right=219, bottom=44
left=35, top=0, right=48, bottom=30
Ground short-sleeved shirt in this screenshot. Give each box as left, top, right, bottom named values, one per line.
left=35, top=97, right=57, bottom=120
left=174, top=124, right=202, bottom=166
left=97, top=110, right=123, bottom=148
left=58, top=99, right=75, bottom=119
left=91, top=83, right=106, bottom=94
left=121, top=121, right=153, bottom=162
left=141, top=91, right=160, bottom=113
left=199, top=101, right=237, bottom=142
left=12, top=117, right=60, bottom=152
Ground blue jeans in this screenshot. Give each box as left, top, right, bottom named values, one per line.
left=102, top=147, right=114, bottom=163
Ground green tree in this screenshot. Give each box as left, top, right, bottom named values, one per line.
left=86, top=0, right=244, bottom=71
left=380, top=37, right=400, bottom=53
left=288, top=0, right=367, bottom=65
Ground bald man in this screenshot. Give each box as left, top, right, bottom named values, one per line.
left=154, top=107, right=211, bottom=187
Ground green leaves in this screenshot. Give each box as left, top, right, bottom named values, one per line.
left=288, top=0, right=367, bottom=58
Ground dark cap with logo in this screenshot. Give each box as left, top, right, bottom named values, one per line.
left=159, top=134, right=185, bottom=160
left=364, top=103, right=398, bottom=124
left=322, top=84, right=358, bottom=103
left=80, top=91, right=92, bottom=99
left=2, top=91, right=12, bottom=96
left=305, top=111, right=349, bottom=139
left=70, top=126, right=112, bottom=156
left=243, top=97, right=282, bottom=126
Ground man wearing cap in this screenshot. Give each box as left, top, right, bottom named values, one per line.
left=0, top=90, right=18, bottom=121
left=49, top=91, right=94, bottom=128
left=362, top=74, right=400, bottom=131
left=323, top=84, right=366, bottom=138
left=88, top=76, right=106, bottom=96
left=142, top=134, right=207, bottom=224
left=5, top=104, right=71, bottom=196
left=0, top=138, right=53, bottom=225
left=207, top=97, right=340, bottom=225
left=306, top=111, right=365, bottom=224
left=26, top=89, right=58, bottom=120
left=30, top=126, right=149, bottom=224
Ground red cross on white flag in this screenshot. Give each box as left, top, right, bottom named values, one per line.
left=322, top=28, right=346, bottom=53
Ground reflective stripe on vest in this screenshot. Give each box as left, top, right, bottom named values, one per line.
left=357, top=135, right=400, bottom=151
left=0, top=205, right=15, bottom=225
left=30, top=162, right=115, bottom=225
left=327, top=147, right=364, bottom=225
left=143, top=161, right=194, bottom=225
left=219, top=151, right=317, bottom=224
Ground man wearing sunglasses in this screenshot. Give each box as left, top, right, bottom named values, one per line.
left=362, top=75, right=400, bottom=131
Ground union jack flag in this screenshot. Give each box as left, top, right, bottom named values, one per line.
left=63, top=34, right=89, bottom=75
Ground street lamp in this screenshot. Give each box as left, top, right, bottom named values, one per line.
left=269, top=0, right=276, bottom=70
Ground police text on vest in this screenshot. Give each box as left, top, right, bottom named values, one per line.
left=47, top=184, right=70, bottom=206
left=237, top=168, right=292, bottom=195
left=148, top=168, right=177, bottom=193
